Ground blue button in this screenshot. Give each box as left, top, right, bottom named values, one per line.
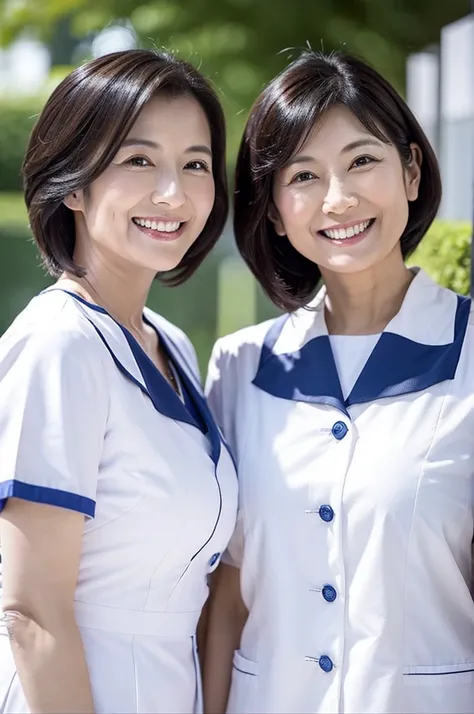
left=331, top=421, right=348, bottom=440
left=319, top=505, right=334, bottom=522
left=209, top=552, right=220, bottom=567
left=319, top=655, right=334, bottom=672
left=322, top=585, right=337, bottom=602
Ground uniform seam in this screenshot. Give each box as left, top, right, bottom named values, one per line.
left=132, top=634, right=138, bottom=712
left=401, top=383, right=449, bottom=673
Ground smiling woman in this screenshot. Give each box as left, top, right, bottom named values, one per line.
left=203, top=50, right=474, bottom=714
left=232, top=50, right=439, bottom=312
left=24, top=49, right=227, bottom=286
left=0, top=49, right=237, bottom=714
left=65, top=92, right=217, bottom=277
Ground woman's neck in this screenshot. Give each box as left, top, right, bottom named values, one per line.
left=322, top=254, right=414, bottom=336
left=59, top=253, right=155, bottom=333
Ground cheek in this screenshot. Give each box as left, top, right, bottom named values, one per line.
left=362, top=167, right=407, bottom=213
left=275, top=187, right=317, bottom=226
left=193, top=179, right=216, bottom=219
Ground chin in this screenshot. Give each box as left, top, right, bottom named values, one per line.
left=323, top=257, right=379, bottom=275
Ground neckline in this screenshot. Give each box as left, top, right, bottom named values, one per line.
left=329, top=333, right=382, bottom=339
left=46, top=287, right=176, bottom=384
left=47, top=287, right=109, bottom=314
left=44, top=286, right=211, bottom=436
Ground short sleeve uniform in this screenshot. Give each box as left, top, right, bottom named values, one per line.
left=0, top=289, right=238, bottom=714
left=206, top=268, right=474, bottom=714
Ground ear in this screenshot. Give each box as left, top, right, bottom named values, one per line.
left=267, top=202, right=286, bottom=236
left=63, top=189, right=85, bottom=213
left=405, top=143, right=422, bottom=202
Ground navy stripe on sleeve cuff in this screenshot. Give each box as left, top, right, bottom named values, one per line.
left=0, top=479, right=96, bottom=517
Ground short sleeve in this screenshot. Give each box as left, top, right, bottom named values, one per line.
left=0, top=323, right=109, bottom=517
left=220, top=511, right=244, bottom=568
left=206, top=338, right=243, bottom=568
left=205, top=338, right=238, bottom=454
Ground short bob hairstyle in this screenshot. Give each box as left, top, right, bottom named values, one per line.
left=23, top=49, right=228, bottom=285
left=234, top=50, right=442, bottom=312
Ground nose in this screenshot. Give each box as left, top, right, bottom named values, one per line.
left=151, top=167, right=186, bottom=209
left=322, top=175, right=358, bottom=215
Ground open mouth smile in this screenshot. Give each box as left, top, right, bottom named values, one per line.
left=132, top=217, right=187, bottom=241
left=318, top=218, right=376, bottom=243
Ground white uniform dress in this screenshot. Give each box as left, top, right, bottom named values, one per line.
left=0, top=288, right=238, bottom=714
left=205, top=268, right=474, bottom=714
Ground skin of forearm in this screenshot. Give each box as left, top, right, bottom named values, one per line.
left=203, top=602, right=247, bottom=714
left=4, top=610, right=95, bottom=714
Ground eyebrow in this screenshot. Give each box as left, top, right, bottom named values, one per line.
left=121, top=138, right=212, bottom=157
left=285, top=138, right=384, bottom=167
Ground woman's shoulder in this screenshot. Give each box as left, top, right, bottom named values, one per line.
left=208, top=316, right=284, bottom=383
left=0, top=289, right=107, bottom=364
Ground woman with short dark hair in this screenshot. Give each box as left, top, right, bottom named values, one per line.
left=204, top=50, right=474, bottom=714
left=0, top=49, right=237, bottom=714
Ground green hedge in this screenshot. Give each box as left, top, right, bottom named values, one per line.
left=408, top=220, right=472, bottom=296
left=0, top=101, right=41, bottom=192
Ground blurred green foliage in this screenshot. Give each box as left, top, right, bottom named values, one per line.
left=0, top=0, right=470, bottom=159
left=0, top=101, right=41, bottom=191
left=408, top=221, right=472, bottom=296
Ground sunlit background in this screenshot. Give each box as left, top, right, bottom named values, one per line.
left=0, top=0, right=473, bottom=370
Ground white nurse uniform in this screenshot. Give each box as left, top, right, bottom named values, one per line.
left=0, top=287, right=238, bottom=714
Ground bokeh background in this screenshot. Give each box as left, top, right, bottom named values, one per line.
left=0, top=0, right=473, bottom=371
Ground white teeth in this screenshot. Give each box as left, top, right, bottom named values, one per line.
left=322, top=220, right=372, bottom=240
left=134, top=218, right=181, bottom=232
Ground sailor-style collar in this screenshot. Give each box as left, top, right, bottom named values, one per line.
left=253, top=269, right=471, bottom=416
left=42, top=289, right=223, bottom=465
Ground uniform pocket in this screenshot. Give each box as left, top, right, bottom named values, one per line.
left=226, top=650, right=258, bottom=714
left=403, top=663, right=474, bottom=714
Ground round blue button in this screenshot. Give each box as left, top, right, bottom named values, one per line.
left=319, top=505, right=334, bottom=522
left=319, top=655, right=334, bottom=673
left=322, top=585, right=337, bottom=602
left=209, top=552, right=220, bottom=567
left=331, top=421, right=348, bottom=440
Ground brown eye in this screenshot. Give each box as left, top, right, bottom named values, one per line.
left=125, top=156, right=151, bottom=167
left=291, top=171, right=317, bottom=184
left=351, top=155, right=378, bottom=169
left=185, top=160, right=210, bottom=172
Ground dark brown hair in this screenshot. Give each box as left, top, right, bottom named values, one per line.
left=234, top=50, right=442, bottom=312
left=23, top=49, right=228, bottom=284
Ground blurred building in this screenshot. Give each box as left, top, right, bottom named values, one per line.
left=406, top=13, right=474, bottom=221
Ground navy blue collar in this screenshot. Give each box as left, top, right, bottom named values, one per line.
left=253, top=270, right=471, bottom=417
left=42, top=288, right=222, bottom=465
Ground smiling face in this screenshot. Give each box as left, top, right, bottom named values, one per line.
left=65, top=93, right=215, bottom=277
left=270, top=105, right=421, bottom=279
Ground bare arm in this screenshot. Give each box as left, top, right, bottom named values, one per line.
left=203, top=563, right=248, bottom=714
left=1, top=498, right=95, bottom=714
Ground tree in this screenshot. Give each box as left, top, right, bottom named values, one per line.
left=0, top=0, right=468, bottom=155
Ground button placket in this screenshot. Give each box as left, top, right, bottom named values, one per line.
left=305, top=416, right=352, bottom=680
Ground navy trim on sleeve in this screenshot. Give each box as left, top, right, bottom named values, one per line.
left=0, top=480, right=96, bottom=517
